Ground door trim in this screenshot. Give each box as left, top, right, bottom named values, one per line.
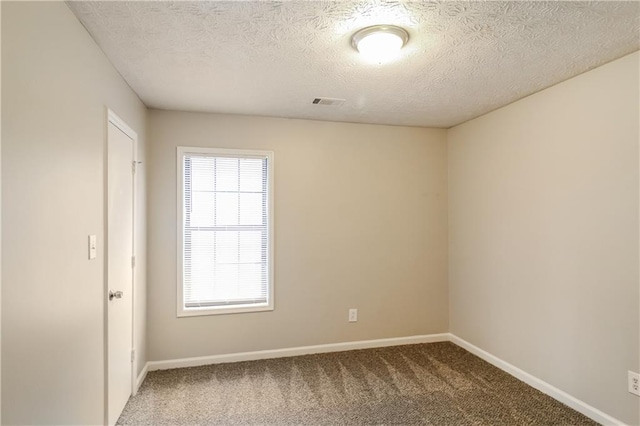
left=104, top=108, right=138, bottom=425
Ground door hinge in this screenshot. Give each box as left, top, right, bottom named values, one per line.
left=132, top=161, right=137, bottom=174
left=131, top=256, right=136, bottom=268
left=131, top=350, right=135, bottom=363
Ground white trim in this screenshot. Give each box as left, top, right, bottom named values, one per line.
left=448, top=334, right=626, bottom=426
left=138, top=333, right=624, bottom=425
left=105, top=108, right=138, bottom=424
left=176, top=146, right=275, bottom=318
left=177, top=303, right=274, bottom=317
left=148, top=334, right=450, bottom=371
left=107, top=109, right=137, bottom=141
left=134, top=362, right=149, bottom=395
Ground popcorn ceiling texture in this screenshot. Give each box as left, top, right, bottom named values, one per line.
left=68, top=1, right=639, bottom=128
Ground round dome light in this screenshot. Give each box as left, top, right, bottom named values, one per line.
left=352, top=25, right=409, bottom=64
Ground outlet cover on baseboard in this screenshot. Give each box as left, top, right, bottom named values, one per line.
left=629, top=371, right=640, bottom=396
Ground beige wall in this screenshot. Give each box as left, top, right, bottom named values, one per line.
left=1, top=2, right=3, bottom=420
left=1, top=2, right=147, bottom=424
left=3, top=2, right=637, bottom=424
left=448, top=52, right=640, bottom=425
left=147, top=110, right=448, bottom=361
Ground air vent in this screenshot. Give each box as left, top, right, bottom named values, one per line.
left=312, top=97, right=346, bottom=106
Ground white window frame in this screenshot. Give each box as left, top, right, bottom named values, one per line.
left=176, top=146, right=274, bottom=317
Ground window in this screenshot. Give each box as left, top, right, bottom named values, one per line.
left=177, top=147, right=274, bottom=316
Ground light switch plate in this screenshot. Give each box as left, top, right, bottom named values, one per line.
left=88, top=235, right=97, bottom=260
left=629, top=371, right=640, bottom=396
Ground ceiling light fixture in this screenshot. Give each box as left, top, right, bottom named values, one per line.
left=352, top=25, right=409, bottom=64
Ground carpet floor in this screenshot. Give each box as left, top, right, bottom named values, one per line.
left=118, top=342, right=598, bottom=425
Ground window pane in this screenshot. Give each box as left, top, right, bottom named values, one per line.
left=215, top=157, right=238, bottom=192
left=216, top=193, right=238, bottom=226
left=190, top=157, right=215, bottom=191
left=185, top=231, right=215, bottom=304
left=238, top=263, right=263, bottom=300
left=215, top=231, right=238, bottom=264
left=239, top=158, right=264, bottom=192
left=181, top=149, right=272, bottom=313
left=239, top=231, right=262, bottom=263
left=213, top=264, right=239, bottom=300
left=239, top=193, right=263, bottom=226
left=190, top=192, right=215, bottom=227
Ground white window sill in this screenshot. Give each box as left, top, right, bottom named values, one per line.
left=177, top=303, right=274, bottom=317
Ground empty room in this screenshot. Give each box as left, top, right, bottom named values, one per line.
left=1, top=1, right=639, bottom=425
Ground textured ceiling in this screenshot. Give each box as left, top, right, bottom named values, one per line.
left=68, top=1, right=639, bottom=128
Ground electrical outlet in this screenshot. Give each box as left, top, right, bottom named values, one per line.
left=629, top=371, right=640, bottom=396
left=348, top=308, right=358, bottom=322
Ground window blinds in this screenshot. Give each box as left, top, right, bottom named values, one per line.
left=182, top=153, right=270, bottom=309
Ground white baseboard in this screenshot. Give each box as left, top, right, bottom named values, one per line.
left=448, top=334, right=625, bottom=426
left=147, top=333, right=449, bottom=372
left=133, top=362, right=149, bottom=395
left=137, top=332, right=623, bottom=425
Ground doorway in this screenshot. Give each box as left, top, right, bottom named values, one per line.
left=106, top=110, right=136, bottom=425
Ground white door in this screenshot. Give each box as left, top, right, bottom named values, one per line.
left=107, top=120, right=134, bottom=425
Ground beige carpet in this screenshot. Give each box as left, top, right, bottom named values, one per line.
left=118, top=342, right=597, bottom=425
